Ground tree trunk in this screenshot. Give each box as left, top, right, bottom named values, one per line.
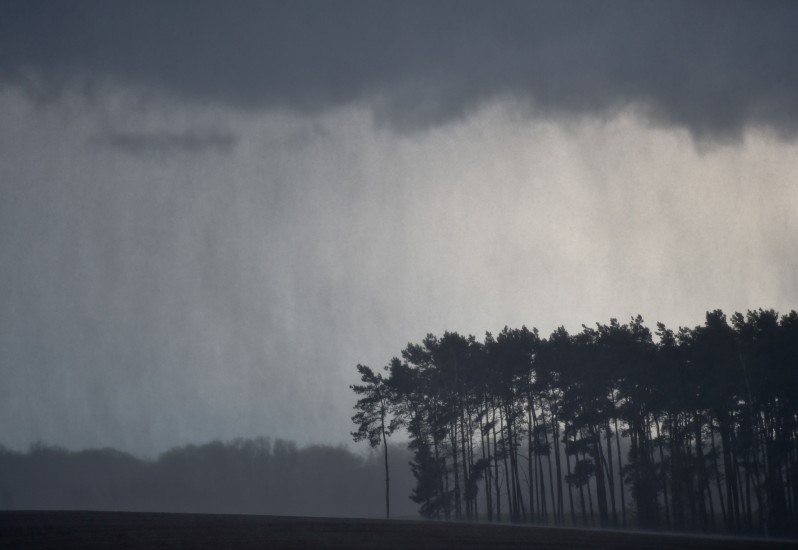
left=499, top=409, right=515, bottom=521
left=709, top=424, right=728, bottom=529
left=451, top=418, right=462, bottom=520
left=720, top=415, right=741, bottom=531
left=729, top=427, right=748, bottom=531
left=459, top=406, right=471, bottom=521
left=492, top=403, right=501, bottom=523
left=482, top=397, right=493, bottom=522
left=583, top=439, right=596, bottom=527
left=532, top=407, right=547, bottom=522
left=704, top=453, right=717, bottom=531
left=614, top=415, right=627, bottom=528
left=591, top=424, right=609, bottom=527
left=543, top=412, right=557, bottom=525
left=527, top=398, right=536, bottom=523
left=669, top=416, right=683, bottom=530
left=604, top=418, right=618, bottom=527
left=564, top=422, right=577, bottom=526
left=654, top=416, right=671, bottom=529
left=382, top=419, right=390, bottom=519
left=551, top=400, right=564, bottom=524
left=694, top=412, right=708, bottom=531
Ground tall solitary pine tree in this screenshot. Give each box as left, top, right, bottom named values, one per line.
left=351, top=363, right=394, bottom=519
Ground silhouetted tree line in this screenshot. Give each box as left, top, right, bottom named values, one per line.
left=0, top=438, right=416, bottom=518
left=351, top=309, right=798, bottom=537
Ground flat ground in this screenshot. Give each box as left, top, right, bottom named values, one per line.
left=1, top=511, right=795, bottom=549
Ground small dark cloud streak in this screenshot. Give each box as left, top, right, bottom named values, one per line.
left=2, top=1, right=798, bottom=139
left=95, top=130, right=237, bottom=158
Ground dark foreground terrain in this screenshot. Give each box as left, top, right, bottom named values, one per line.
left=2, top=511, right=796, bottom=550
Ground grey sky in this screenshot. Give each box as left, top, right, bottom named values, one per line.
left=0, top=2, right=797, bottom=456
left=3, top=1, right=798, bottom=139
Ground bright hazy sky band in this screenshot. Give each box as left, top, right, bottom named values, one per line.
left=0, top=1, right=796, bottom=455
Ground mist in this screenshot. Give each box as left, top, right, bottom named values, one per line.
left=1, top=89, right=795, bottom=455
left=0, top=2, right=797, bottom=538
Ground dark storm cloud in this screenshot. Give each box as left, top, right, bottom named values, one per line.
left=96, top=130, right=237, bottom=157
left=1, top=1, right=797, bottom=138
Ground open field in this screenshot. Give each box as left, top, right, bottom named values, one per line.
left=2, top=511, right=796, bottom=549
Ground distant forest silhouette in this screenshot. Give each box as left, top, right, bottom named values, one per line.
left=0, top=438, right=416, bottom=518
left=352, top=309, right=798, bottom=538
